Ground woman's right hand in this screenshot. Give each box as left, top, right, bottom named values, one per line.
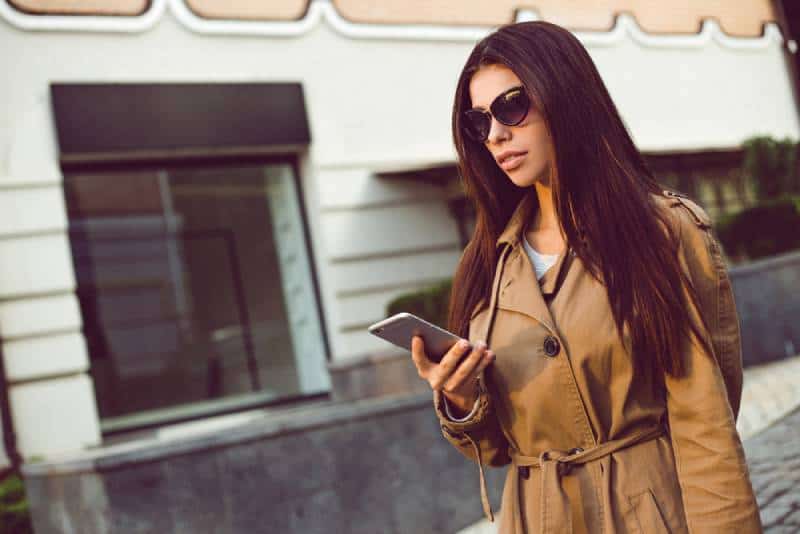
left=411, top=335, right=495, bottom=415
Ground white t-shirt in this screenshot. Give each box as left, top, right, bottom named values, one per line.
left=443, top=235, right=561, bottom=422
left=522, top=234, right=560, bottom=280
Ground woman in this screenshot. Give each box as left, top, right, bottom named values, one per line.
left=410, top=20, right=762, bottom=533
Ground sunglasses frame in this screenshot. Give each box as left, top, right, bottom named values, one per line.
left=462, top=85, right=531, bottom=143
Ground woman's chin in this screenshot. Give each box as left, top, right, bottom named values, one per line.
left=507, top=166, right=550, bottom=188
left=507, top=169, right=539, bottom=188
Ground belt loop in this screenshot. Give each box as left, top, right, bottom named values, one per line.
left=464, top=432, right=494, bottom=522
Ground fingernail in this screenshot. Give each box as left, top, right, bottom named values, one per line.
left=458, top=339, right=469, bottom=348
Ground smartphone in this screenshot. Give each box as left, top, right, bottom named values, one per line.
left=367, top=312, right=470, bottom=363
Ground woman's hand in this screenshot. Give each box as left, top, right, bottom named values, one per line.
left=411, top=335, right=495, bottom=414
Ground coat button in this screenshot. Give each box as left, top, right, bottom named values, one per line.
left=518, top=466, right=530, bottom=479
left=543, top=335, right=560, bottom=357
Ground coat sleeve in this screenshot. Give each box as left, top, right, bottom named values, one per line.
left=432, top=373, right=511, bottom=521
left=664, top=202, right=762, bottom=533
left=432, top=372, right=511, bottom=467
left=673, top=197, right=744, bottom=421
left=441, top=394, right=480, bottom=422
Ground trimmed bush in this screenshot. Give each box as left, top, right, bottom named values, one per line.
left=716, top=195, right=800, bottom=260
left=743, top=136, right=799, bottom=200
left=0, top=469, right=33, bottom=534
left=386, top=279, right=452, bottom=330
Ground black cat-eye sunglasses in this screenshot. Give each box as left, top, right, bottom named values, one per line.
left=462, top=85, right=531, bottom=143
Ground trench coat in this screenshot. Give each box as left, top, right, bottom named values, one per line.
left=432, top=189, right=762, bottom=533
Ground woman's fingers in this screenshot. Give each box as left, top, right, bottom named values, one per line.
left=410, top=335, right=433, bottom=379
left=431, top=340, right=485, bottom=391
left=444, top=348, right=495, bottom=393
left=437, top=339, right=473, bottom=376
left=412, top=335, right=495, bottom=394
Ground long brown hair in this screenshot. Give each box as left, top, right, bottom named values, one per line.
left=447, top=20, right=711, bottom=378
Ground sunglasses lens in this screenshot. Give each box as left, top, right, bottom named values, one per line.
left=463, top=110, right=491, bottom=142
left=493, top=88, right=529, bottom=126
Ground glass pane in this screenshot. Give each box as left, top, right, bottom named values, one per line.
left=64, top=162, right=329, bottom=430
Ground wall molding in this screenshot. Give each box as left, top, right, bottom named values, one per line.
left=0, top=0, right=166, bottom=32
left=0, top=0, right=786, bottom=50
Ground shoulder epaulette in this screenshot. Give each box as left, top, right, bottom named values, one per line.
left=661, top=189, right=712, bottom=229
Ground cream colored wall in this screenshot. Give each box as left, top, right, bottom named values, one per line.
left=0, top=98, right=102, bottom=459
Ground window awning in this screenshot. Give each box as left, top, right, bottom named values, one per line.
left=50, top=82, right=311, bottom=166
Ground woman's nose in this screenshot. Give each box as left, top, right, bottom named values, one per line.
left=487, top=117, right=511, bottom=144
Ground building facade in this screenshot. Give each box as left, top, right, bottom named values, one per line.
left=0, top=0, right=797, bottom=474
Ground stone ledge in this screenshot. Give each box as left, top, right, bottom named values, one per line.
left=21, top=390, right=432, bottom=477
left=327, top=349, right=430, bottom=402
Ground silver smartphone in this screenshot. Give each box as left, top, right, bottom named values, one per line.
left=367, top=312, right=470, bottom=363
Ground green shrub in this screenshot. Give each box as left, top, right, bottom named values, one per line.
left=386, top=278, right=452, bottom=330
left=0, top=469, right=33, bottom=534
left=742, top=136, right=799, bottom=200
left=716, top=195, right=800, bottom=260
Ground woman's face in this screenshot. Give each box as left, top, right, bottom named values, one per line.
left=468, top=64, right=553, bottom=188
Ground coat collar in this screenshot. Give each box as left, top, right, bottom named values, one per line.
left=491, top=192, right=576, bottom=333
left=490, top=189, right=673, bottom=333
left=496, top=191, right=535, bottom=248
left=495, top=191, right=575, bottom=294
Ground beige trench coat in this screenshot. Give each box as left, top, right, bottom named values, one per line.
left=433, top=189, right=762, bottom=533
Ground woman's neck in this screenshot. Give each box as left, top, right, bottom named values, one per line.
left=531, top=181, right=560, bottom=231
left=524, top=181, right=566, bottom=255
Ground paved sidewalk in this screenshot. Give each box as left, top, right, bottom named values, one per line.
left=458, top=355, right=800, bottom=534
left=745, top=406, right=800, bottom=532
left=736, top=355, right=800, bottom=440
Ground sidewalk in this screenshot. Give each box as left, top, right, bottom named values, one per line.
left=746, top=405, right=800, bottom=531
left=457, top=355, right=800, bottom=534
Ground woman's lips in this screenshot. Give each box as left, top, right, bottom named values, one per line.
left=500, top=151, right=527, bottom=171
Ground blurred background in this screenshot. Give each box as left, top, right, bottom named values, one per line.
left=0, top=1, right=799, bottom=533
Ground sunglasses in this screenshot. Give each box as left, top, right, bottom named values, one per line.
left=462, top=85, right=531, bottom=143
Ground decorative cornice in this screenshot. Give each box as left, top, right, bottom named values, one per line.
left=0, top=0, right=786, bottom=50
left=0, top=0, right=165, bottom=32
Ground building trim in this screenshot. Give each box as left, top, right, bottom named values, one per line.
left=0, top=0, right=165, bottom=32
left=328, top=242, right=462, bottom=264
left=0, top=1, right=786, bottom=49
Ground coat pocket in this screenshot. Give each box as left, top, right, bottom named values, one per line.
left=627, top=488, right=670, bottom=534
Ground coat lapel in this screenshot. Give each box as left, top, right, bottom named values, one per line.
left=494, top=193, right=575, bottom=334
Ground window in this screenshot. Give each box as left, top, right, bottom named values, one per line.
left=64, top=161, right=330, bottom=433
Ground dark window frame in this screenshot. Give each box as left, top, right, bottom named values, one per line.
left=61, top=153, right=333, bottom=437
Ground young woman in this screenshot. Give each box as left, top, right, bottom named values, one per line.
left=410, top=21, right=762, bottom=533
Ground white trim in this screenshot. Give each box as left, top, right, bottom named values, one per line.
left=0, top=0, right=166, bottom=32
left=167, top=0, right=321, bottom=37
left=0, top=1, right=786, bottom=50
left=711, top=19, right=784, bottom=50
left=320, top=2, right=492, bottom=41
left=595, top=14, right=784, bottom=51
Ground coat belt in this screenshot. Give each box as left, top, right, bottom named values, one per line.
left=463, top=424, right=664, bottom=533
left=510, top=424, right=664, bottom=534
